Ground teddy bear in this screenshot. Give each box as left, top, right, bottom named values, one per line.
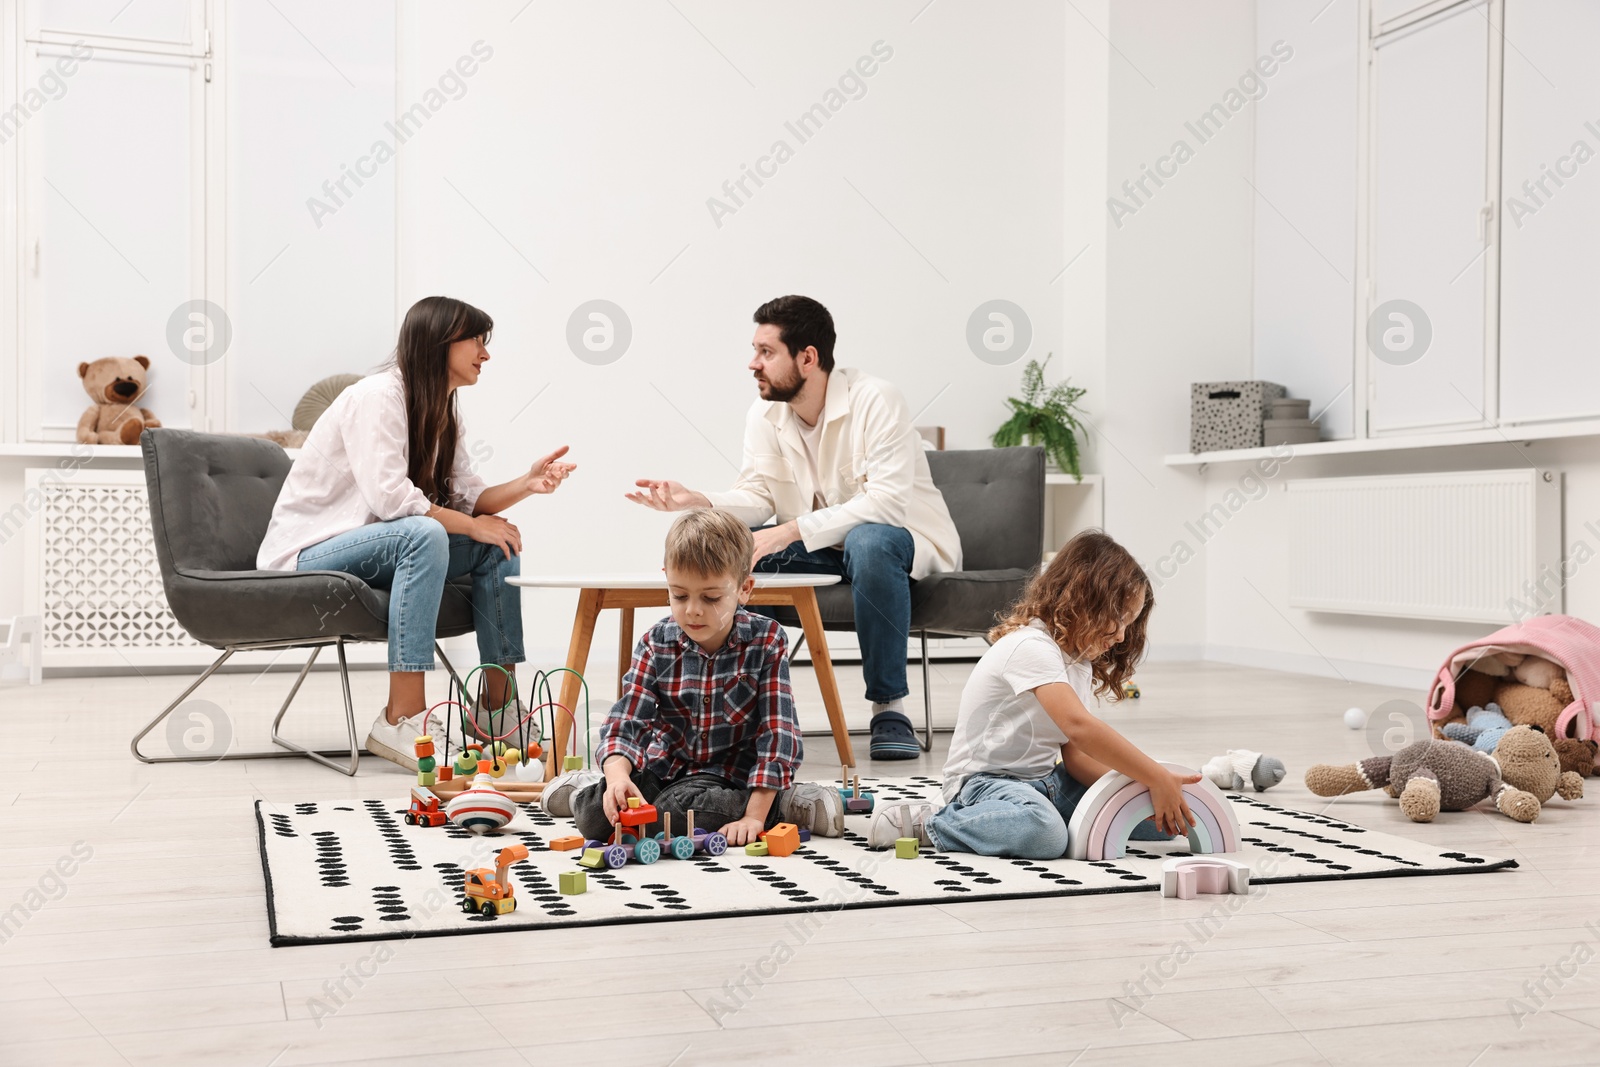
left=1555, top=739, right=1599, bottom=777
left=1200, top=749, right=1285, bottom=792
left=76, top=355, right=162, bottom=445
left=1304, top=724, right=1584, bottom=823
left=1513, top=655, right=1565, bottom=689
left=1442, top=703, right=1511, bottom=752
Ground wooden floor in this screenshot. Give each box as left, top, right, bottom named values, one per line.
left=2, top=657, right=1597, bottom=1066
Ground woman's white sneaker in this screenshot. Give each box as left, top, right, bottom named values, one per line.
left=364, top=708, right=437, bottom=770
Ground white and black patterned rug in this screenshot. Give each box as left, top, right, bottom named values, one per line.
left=257, top=776, right=1514, bottom=946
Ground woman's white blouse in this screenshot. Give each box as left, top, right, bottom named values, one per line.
left=256, top=368, right=488, bottom=571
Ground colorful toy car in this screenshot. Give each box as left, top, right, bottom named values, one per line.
left=657, top=810, right=728, bottom=860
left=404, top=785, right=448, bottom=827
left=579, top=805, right=730, bottom=869
left=1122, top=681, right=1141, bottom=699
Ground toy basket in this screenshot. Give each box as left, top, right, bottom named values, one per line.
left=1425, top=615, right=1600, bottom=745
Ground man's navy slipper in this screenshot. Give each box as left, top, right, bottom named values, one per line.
left=870, top=710, right=921, bottom=760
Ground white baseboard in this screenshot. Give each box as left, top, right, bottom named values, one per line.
left=1142, top=643, right=1207, bottom=662
left=1201, top=643, right=1434, bottom=690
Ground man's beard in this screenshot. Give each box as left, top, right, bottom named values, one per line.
left=757, top=368, right=803, bottom=403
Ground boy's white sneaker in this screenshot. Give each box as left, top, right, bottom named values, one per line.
left=780, top=782, right=845, bottom=838
left=364, top=708, right=437, bottom=771
left=867, top=800, right=934, bottom=850
left=541, top=768, right=602, bottom=818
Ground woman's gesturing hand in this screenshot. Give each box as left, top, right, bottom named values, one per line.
left=524, top=446, right=576, bottom=495
left=470, top=514, right=522, bottom=559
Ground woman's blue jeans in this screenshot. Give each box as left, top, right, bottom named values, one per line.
left=926, top=763, right=1170, bottom=859
left=752, top=522, right=915, bottom=704
left=296, top=516, right=524, bottom=673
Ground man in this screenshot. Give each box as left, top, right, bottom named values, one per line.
left=629, top=294, right=962, bottom=759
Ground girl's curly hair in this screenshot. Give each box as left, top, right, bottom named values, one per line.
left=989, top=529, right=1152, bottom=699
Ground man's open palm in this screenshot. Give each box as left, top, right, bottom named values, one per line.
left=627, top=479, right=710, bottom=512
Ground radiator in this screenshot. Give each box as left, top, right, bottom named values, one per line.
left=1286, top=469, right=1563, bottom=624
left=22, top=468, right=200, bottom=665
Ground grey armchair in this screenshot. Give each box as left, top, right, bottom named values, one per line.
left=779, top=446, right=1046, bottom=750
left=131, top=429, right=476, bottom=775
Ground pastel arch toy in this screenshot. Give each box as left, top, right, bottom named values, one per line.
left=1066, top=762, right=1241, bottom=860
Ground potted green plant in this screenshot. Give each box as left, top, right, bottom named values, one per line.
left=990, top=353, right=1086, bottom=480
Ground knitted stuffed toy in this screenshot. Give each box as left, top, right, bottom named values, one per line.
left=1200, top=749, right=1285, bottom=792
left=1441, top=703, right=1512, bottom=752
left=1304, top=725, right=1584, bottom=823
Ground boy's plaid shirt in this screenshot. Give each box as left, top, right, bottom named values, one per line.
left=596, top=608, right=802, bottom=791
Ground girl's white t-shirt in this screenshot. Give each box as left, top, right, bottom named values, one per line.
left=255, top=368, right=487, bottom=571
left=941, top=618, right=1094, bottom=802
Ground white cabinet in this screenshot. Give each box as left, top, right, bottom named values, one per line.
left=1497, top=0, right=1600, bottom=425
left=1367, top=1, right=1499, bottom=434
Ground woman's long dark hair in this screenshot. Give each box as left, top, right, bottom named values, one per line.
left=394, top=296, right=493, bottom=507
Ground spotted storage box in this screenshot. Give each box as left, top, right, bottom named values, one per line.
left=1190, top=380, right=1286, bottom=453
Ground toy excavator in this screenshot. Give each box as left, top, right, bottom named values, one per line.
left=462, top=844, right=529, bottom=918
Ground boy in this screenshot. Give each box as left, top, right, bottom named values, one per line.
left=554, top=509, right=843, bottom=845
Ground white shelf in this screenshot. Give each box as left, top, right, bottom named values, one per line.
left=0, top=442, right=301, bottom=460
left=0, top=443, right=142, bottom=458
left=1163, top=417, right=1600, bottom=468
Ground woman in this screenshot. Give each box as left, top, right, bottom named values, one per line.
left=257, top=296, right=575, bottom=768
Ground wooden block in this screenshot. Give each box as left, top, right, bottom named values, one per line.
left=577, top=848, right=605, bottom=869
left=895, top=837, right=919, bottom=859
left=744, top=841, right=769, bottom=857
left=761, top=823, right=800, bottom=857
left=1160, top=856, right=1252, bottom=898
left=558, top=870, right=586, bottom=895
left=627, top=796, right=642, bottom=809
left=549, top=835, right=585, bottom=852
left=564, top=755, right=584, bottom=771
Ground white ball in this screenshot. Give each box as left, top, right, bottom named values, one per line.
left=1343, top=707, right=1366, bottom=730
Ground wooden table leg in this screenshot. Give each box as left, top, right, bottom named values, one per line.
left=791, top=588, right=856, bottom=770
left=617, top=607, right=634, bottom=693
left=550, top=587, right=601, bottom=779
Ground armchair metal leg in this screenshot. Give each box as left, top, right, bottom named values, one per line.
left=130, top=640, right=363, bottom=776
left=918, top=630, right=933, bottom=752
left=436, top=642, right=466, bottom=707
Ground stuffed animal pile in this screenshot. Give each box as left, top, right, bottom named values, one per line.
left=1436, top=652, right=1597, bottom=776
left=1306, top=724, right=1584, bottom=823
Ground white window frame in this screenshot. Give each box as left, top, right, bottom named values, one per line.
left=6, top=0, right=226, bottom=443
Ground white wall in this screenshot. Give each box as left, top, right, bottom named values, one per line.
left=1103, top=0, right=1259, bottom=657
left=395, top=0, right=1069, bottom=666
left=1252, top=0, right=1358, bottom=440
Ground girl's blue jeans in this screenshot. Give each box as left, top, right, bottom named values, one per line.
left=926, top=763, right=1170, bottom=860
left=296, top=515, right=525, bottom=673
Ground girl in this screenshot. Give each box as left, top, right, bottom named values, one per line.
left=257, top=296, right=576, bottom=768
left=869, top=530, right=1197, bottom=858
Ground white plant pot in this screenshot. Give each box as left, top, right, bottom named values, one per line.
left=1024, top=434, right=1063, bottom=473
